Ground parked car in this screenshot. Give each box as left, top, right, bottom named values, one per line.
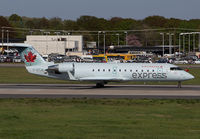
left=156, top=58, right=168, bottom=63
left=174, top=59, right=188, bottom=64
left=13, top=56, right=22, bottom=63
left=193, top=59, right=200, bottom=64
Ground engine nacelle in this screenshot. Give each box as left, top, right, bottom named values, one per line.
left=58, top=63, right=73, bottom=72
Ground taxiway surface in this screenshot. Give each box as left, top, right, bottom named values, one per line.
left=0, top=84, right=200, bottom=99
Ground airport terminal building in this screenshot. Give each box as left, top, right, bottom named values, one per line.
left=24, top=35, right=83, bottom=56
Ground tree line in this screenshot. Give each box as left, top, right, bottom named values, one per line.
left=1, top=14, right=200, bottom=47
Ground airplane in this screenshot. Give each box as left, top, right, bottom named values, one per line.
left=6, top=43, right=194, bottom=88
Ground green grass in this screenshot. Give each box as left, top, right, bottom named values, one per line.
left=0, top=67, right=199, bottom=85
left=0, top=67, right=69, bottom=84
left=0, top=98, right=200, bottom=139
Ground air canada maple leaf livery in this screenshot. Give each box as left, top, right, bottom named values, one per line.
left=7, top=43, right=194, bottom=88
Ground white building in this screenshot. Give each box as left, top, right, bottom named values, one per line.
left=24, top=35, right=83, bottom=55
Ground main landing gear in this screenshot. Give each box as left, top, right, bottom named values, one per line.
left=177, top=81, right=182, bottom=88
left=96, top=81, right=107, bottom=88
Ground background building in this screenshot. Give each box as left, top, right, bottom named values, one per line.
left=24, top=35, right=83, bottom=56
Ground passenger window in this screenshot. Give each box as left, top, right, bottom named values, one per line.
left=92, top=69, right=95, bottom=72
left=103, top=69, right=105, bottom=72
left=141, top=70, right=143, bottom=72
left=119, top=69, right=121, bottom=72
left=108, top=69, right=110, bottom=72
left=124, top=69, right=126, bottom=72
left=98, top=69, right=100, bottom=72
left=130, top=70, right=132, bottom=72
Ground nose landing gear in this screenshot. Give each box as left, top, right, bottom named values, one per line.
left=177, top=81, right=182, bottom=88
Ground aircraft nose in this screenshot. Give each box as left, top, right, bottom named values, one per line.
left=187, top=74, right=194, bottom=80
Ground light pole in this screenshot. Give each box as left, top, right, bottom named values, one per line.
left=1, top=28, right=4, bottom=52
left=30, top=30, right=33, bottom=35
left=6, top=30, right=9, bottom=44
left=54, top=32, right=60, bottom=53
left=188, top=33, right=191, bottom=53
left=193, top=33, right=195, bottom=52
left=6, top=30, right=9, bottom=55
left=179, top=33, right=181, bottom=58
left=124, top=31, right=127, bottom=46
left=40, top=30, right=44, bottom=35
left=160, top=33, right=165, bottom=57
left=103, top=31, right=106, bottom=56
left=97, top=31, right=101, bottom=53
left=44, top=32, right=50, bottom=55
left=67, top=32, right=70, bottom=51
left=116, top=33, right=119, bottom=46
left=199, top=33, right=200, bottom=52
left=167, top=33, right=174, bottom=55
left=183, top=34, right=185, bottom=53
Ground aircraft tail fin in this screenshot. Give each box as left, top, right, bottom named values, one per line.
left=7, top=43, right=46, bottom=67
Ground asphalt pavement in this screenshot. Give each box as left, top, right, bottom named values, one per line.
left=0, top=84, right=199, bottom=99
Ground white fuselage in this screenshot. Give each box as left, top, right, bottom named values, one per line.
left=27, top=63, right=194, bottom=82
left=74, top=63, right=193, bottom=81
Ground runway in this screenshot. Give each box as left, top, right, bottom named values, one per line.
left=0, top=84, right=200, bottom=99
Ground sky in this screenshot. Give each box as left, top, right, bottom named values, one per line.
left=0, top=0, right=199, bottom=20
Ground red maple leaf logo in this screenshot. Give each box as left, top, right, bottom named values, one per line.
left=24, top=51, right=36, bottom=62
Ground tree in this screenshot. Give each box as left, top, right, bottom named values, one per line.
left=0, top=16, right=15, bottom=38
left=9, top=14, right=22, bottom=22
left=63, top=20, right=79, bottom=30
left=76, top=15, right=111, bottom=31
left=8, top=14, right=23, bottom=28
left=25, top=20, right=35, bottom=28
left=143, top=16, right=168, bottom=28
left=49, top=17, right=63, bottom=30
left=109, top=17, right=141, bottom=30
left=38, top=17, right=50, bottom=29
left=165, top=18, right=181, bottom=28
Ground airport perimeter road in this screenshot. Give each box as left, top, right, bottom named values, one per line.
left=0, top=84, right=200, bottom=99
left=0, top=63, right=24, bottom=67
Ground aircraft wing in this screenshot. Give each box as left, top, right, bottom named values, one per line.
left=79, top=76, right=127, bottom=81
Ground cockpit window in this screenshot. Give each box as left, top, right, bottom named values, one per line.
left=170, top=67, right=183, bottom=71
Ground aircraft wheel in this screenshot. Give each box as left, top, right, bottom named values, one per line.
left=96, top=83, right=104, bottom=88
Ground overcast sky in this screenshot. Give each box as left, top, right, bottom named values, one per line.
left=0, top=0, right=199, bottom=20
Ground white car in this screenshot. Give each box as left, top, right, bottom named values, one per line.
left=194, top=59, right=200, bottom=64
left=174, top=60, right=188, bottom=64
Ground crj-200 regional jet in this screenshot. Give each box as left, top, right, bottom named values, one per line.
left=7, top=43, right=194, bottom=88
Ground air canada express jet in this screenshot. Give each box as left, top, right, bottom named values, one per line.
left=7, top=43, right=194, bottom=88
